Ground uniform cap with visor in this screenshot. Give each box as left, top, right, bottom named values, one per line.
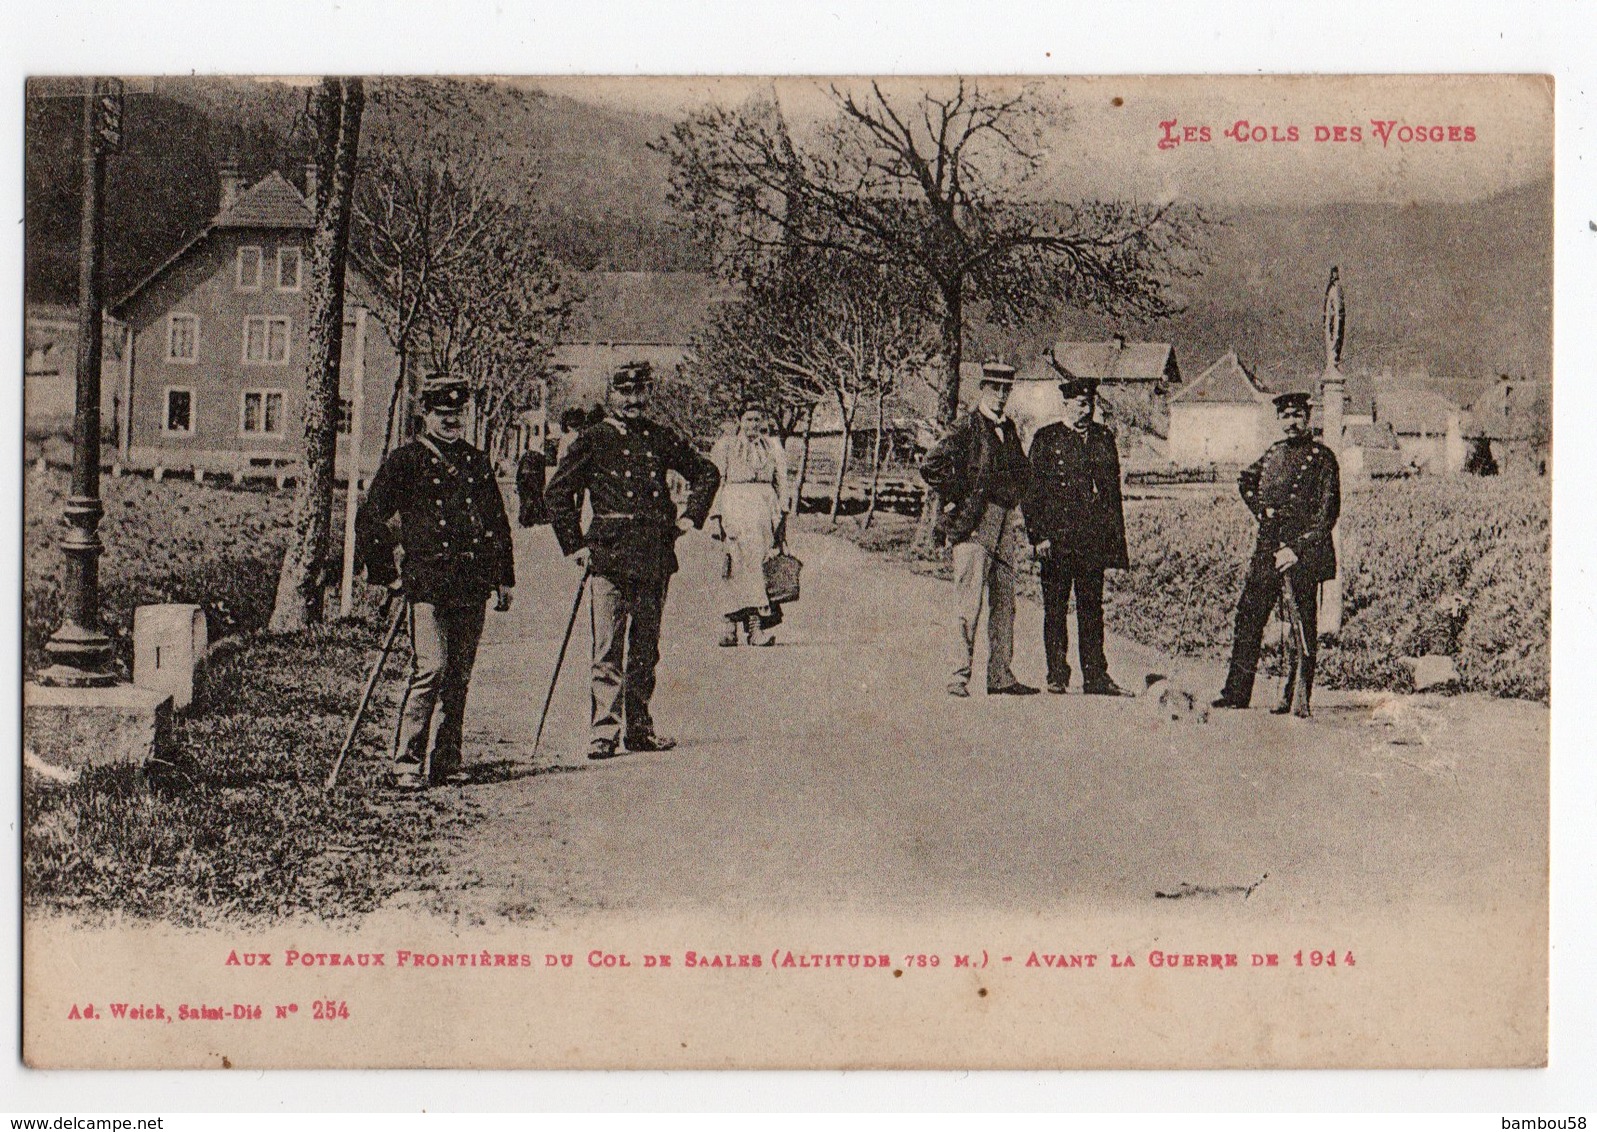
left=420, top=373, right=470, bottom=412
left=609, top=360, right=654, bottom=391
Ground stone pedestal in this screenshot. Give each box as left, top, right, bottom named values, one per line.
left=133, top=603, right=208, bottom=711
left=23, top=683, right=174, bottom=769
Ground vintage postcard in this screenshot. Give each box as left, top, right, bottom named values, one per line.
left=20, top=73, right=1551, bottom=1069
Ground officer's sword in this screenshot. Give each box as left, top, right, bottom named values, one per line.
left=532, top=565, right=591, bottom=758
left=324, top=597, right=408, bottom=794
left=1278, top=568, right=1313, bottom=717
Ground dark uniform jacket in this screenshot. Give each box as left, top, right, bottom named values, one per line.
left=356, top=435, right=516, bottom=606
left=544, top=416, right=721, bottom=580
left=1021, top=420, right=1130, bottom=571
left=919, top=410, right=1030, bottom=545
left=1238, top=434, right=1341, bottom=583
left=515, top=447, right=549, bottom=527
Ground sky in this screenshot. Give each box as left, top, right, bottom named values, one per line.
left=534, top=73, right=1552, bottom=207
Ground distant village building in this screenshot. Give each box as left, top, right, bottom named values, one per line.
left=1047, top=335, right=1182, bottom=445
left=1049, top=336, right=1182, bottom=388
left=109, top=166, right=400, bottom=481
left=550, top=270, right=730, bottom=412
left=1373, top=386, right=1464, bottom=475
left=1167, top=350, right=1274, bottom=465
left=23, top=303, right=123, bottom=429
left=1463, top=374, right=1550, bottom=476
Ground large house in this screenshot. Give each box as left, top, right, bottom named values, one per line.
left=109, top=166, right=400, bottom=482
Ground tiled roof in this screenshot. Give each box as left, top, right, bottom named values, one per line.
left=213, top=171, right=314, bottom=229
left=1050, top=339, right=1179, bottom=383
left=1171, top=350, right=1271, bottom=405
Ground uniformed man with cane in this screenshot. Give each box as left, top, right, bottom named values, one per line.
left=355, top=373, right=516, bottom=789
left=1212, top=390, right=1341, bottom=716
left=544, top=361, right=721, bottom=760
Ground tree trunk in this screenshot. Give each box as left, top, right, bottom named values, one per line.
left=829, top=394, right=852, bottom=523
left=937, top=284, right=964, bottom=430
left=382, top=349, right=409, bottom=458
left=270, top=76, right=364, bottom=632
left=862, top=383, right=887, bottom=529
left=916, top=282, right=964, bottom=550
left=794, top=401, right=815, bottom=514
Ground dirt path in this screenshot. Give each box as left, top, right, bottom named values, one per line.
left=428, top=522, right=1547, bottom=925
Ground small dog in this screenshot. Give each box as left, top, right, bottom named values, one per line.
left=1138, top=672, right=1210, bottom=724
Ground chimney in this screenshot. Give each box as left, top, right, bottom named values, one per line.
left=218, top=159, right=243, bottom=211
left=303, top=160, right=318, bottom=205
left=1111, top=333, right=1126, bottom=350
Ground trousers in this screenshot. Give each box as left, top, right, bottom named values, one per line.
left=949, top=506, right=1020, bottom=690
left=392, top=600, right=486, bottom=779
left=589, top=571, right=669, bottom=745
left=1039, top=558, right=1108, bottom=688
left=1220, top=554, right=1320, bottom=707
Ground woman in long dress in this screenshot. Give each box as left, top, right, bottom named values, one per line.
left=709, top=409, right=791, bottom=646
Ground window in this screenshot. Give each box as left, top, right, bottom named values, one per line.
left=243, top=316, right=291, bottom=365
left=163, top=387, right=194, bottom=434
left=167, top=314, right=199, bottom=362
left=236, top=246, right=262, bottom=290
left=277, top=247, right=302, bottom=291
left=336, top=397, right=352, bottom=434
left=241, top=389, right=286, bottom=436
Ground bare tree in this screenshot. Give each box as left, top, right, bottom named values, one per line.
left=420, top=215, right=572, bottom=457
left=658, top=77, right=1207, bottom=428
left=689, top=254, right=931, bottom=521
left=269, top=76, right=364, bottom=631
left=351, top=81, right=522, bottom=453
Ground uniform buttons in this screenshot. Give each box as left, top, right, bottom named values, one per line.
left=624, top=471, right=632, bottom=478
left=442, top=541, right=450, bottom=548
left=439, top=518, right=446, bottom=526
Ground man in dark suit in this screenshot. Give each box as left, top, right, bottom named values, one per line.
left=356, top=373, right=516, bottom=789
left=1022, top=377, right=1131, bottom=696
left=1213, top=391, right=1342, bottom=716
left=919, top=362, right=1039, bottom=698
left=544, top=361, right=721, bottom=759
left=515, top=443, right=549, bottom=527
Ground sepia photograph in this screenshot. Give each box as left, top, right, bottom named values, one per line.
left=16, top=68, right=1559, bottom=1074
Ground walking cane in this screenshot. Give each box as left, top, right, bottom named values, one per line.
left=324, top=597, right=408, bottom=794
left=532, top=565, right=591, bottom=757
left=1278, top=568, right=1313, bottom=717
